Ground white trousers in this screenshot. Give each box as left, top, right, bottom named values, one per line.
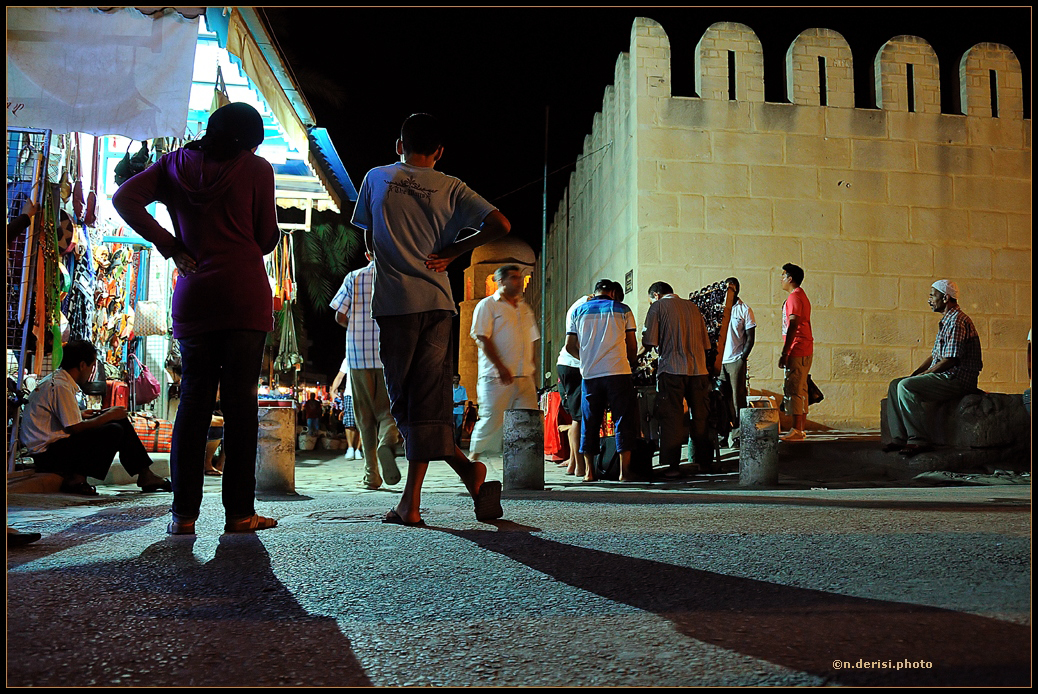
left=468, top=375, right=538, bottom=460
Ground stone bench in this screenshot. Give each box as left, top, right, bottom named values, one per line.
left=880, top=392, right=1031, bottom=473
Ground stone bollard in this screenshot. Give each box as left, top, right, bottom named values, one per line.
left=739, top=406, right=780, bottom=486
left=502, top=408, right=544, bottom=491
left=256, top=407, right=296, bottom=494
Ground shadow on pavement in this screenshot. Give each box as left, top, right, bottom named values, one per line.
left=438, top=528, right=1030, bottom=686
left=7, top=533, right=371, bottom=687
left=6, top=504, right=170, bottom=569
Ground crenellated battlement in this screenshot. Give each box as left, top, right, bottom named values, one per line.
left=542, top=17, right=1030, bottom=430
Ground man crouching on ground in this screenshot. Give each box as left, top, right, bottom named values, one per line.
left=20, top=339, right=172, bottom=496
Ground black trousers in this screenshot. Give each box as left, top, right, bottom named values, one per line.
left=32, top=419, right=153, bottom=481
left=656, top=373, right=712, bottom=469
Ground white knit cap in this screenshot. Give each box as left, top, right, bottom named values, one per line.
left=931, top=279, right=958, bottom=300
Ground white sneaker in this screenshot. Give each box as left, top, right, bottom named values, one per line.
left=780, top=429, right=806, bottom=442
left=345, top=448, right=358, bottom=460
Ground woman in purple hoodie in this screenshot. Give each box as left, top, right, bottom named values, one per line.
left=114, top=103, right=281, bottom=535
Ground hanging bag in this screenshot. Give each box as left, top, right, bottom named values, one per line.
left=130, top=354, right=162, bottom=405
left=83, top=137, right=99, bottom=226
left=114, top=140, right=151, bottom=186
left=133, top=300, right=169, bottom=337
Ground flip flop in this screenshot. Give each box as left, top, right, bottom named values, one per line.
left=140, top=479, right=173, bottom=493
left=473, top=480, right=503, bottom=521
left=381, top=509, right=425, bottom=527
left=224, top=514, right=278, bottom=533
left=204, top=469, right=223, bottom=476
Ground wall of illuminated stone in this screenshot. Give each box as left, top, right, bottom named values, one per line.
left=543, top=17, right=1030, bottom=428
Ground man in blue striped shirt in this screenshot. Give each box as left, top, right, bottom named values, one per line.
left=331, top=252, right=402, bottom=488
left=883, top=279, right=983, bottom=457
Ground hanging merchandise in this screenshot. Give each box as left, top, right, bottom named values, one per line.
left=130, top=353, right=161, bottom=405
left=72, top=132, right=85, bottom=220
left=113, top=140, right=151, bottom=186
left=211, top=64, right=231, bottom=115
left=273, top=301, right=303, bottom=373
left=83, top=136, right=99, bottom=226
left=133, top=300, right=168, bottom=337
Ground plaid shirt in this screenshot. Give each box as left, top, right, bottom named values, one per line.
left=931, top=306, right=983, bottom=384
left=329, top=262, right=382, bottom=369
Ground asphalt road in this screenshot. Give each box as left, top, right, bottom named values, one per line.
left=7, top=454, right=1031, bottom=687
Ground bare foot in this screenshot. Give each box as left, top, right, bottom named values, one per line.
left=565, top=464, right=576, bottom=475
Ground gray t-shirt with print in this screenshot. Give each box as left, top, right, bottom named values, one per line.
left=352, top=162, right=496, bottom=317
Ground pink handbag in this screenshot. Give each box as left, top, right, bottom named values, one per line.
left=131, top=354, right=161, bottom=405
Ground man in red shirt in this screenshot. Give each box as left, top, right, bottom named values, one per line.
left=778, top=263, right=813, bottom=441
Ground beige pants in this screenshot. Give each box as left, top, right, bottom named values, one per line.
left=783, top=355, right=813, bottom=416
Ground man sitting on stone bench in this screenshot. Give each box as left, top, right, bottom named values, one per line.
left=883, top=280, right=983, bottom=457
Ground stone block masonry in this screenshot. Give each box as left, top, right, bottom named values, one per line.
left=544, top=17, right=1030, bottom=428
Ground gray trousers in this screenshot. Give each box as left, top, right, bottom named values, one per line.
left=350, top=368, right=400, bottom=486
left=886, top=373, right=973, bottom=445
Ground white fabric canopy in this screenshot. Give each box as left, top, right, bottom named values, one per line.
left=6, top=7, right=199, bottom=139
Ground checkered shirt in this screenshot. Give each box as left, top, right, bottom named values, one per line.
left=931, top=307, right=983, bottom=384
left=329, top=262, right=382, bottom=369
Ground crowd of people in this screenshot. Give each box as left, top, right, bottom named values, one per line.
left=15, top=105, right=997, bottom=538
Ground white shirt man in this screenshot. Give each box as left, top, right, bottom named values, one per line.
left=468, top=265, right=540, bottom=465
left=720, top=277, right=756, bottom=446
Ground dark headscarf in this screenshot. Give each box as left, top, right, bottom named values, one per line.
left=188, top=102, right=265, bottom=160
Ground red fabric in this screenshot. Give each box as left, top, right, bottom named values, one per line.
left=543, top=391, right=571, bottom=461
left=103, top=380, right=129, bottom=409
left=782, top=287, right=814, bottom=357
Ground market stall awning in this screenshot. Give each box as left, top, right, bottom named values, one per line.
left=219, top=7, right=312, bottom=154
left=308, top=127, right=358, bottom=210
left=6, top=7, right=200, bottom=139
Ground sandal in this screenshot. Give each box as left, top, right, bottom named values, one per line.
left=139, top=479, right=173, bottom=493
left=59, top=480, right=98, bottom=496
left=382, top=509, right=426, bottom=527
left=204, top=469, right=222, bottom=476
left=224, top=514, right=278, bottom=533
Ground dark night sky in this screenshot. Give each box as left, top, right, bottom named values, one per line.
left=262, top=6, right=1030, bottom=257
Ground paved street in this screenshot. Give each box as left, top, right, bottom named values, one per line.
left=7, top=446, right=1031, bottom=687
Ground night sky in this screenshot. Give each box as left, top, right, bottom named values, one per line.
left=259, top=7, right=1030, bottom=378
left=262, top=6, right=1030, bottom=256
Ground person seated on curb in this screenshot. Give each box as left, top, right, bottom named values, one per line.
left=883, top=280, right=983, bottom=457
left=20, top=340, right=172, bottom=496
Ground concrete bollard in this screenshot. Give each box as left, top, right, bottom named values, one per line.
left=739, top=406, right=780, bottom=486
left=502, top=408, right=544, bottom=491
left=256, top=407, right=296, bottom=494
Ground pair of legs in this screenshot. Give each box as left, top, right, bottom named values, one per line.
left=722, top=357, right=748, bottom=444
left=580, top=374, right=639, bottom=482
left=885, top=373, right=973, bottom=450
left=172, top=329, right=272, bottom=530
left=782, top=355, right=813, bottom=435
left=557, top=364, right=589, bottom=479
left=655, top=373, right=712, bottom=473
left=468, top=375, right=538, bottom=463
left=350, top=367, right=400, bottom=488
left=32, top=419, right=167, bottom=490
left=376, top=311, right=495, bottom=524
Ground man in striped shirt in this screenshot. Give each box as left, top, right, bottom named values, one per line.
left=330, top=252, right=402, bottom=488
left=883, top=279, right=983, bottom=457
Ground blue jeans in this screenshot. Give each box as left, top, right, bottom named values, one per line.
left=375, top=310, right=454, bottom=462
left=306, top=418, right=321, bottom=433
left=580, top=374, right=639, bottom=454
left=172, top=329, right=266, bottom=521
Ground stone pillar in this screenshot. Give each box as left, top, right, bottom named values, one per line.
left=256, top=407, right=296, bottom=494
left=502, top=408, right=544, bottom=491
left=739, top=406, right=779, bottom=486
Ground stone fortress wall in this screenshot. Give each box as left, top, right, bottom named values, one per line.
left=538, top=17, right=1031, bottom=429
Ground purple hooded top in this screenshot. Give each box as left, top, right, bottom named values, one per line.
left=113, top=148, right=281, bottom=339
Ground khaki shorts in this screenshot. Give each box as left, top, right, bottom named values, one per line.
left=783, top=355, right=813, bottom=416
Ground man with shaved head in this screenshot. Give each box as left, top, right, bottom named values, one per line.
left=883, top=280, right=983, bottom=457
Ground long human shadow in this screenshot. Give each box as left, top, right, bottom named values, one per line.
left=7, top=534, right=371, bottom=687
left=6, top=503, right=171, bottom=569
left=437, top=528, right=1029, bottom=686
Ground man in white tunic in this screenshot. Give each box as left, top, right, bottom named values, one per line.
left=468, top=265, right=540, bottom=465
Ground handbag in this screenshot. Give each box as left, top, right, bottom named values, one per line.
left=807, top=375, right=824, bottom=405
left=114, top=140, right=151, bottom=186
left=134, top=300, right=169, bottom=337
left=131, top=354, right=161, bottom=405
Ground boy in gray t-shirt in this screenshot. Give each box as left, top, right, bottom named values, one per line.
left=351, top=113, right=511, bottom=526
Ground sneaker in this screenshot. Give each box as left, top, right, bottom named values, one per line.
left=345, top=448, right=358, bottom=460
left=780, top=429, right=806, bottom=442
